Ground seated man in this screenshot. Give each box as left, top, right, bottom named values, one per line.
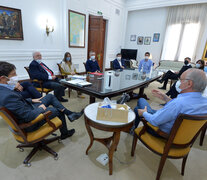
left=29, top=52, right=68, bottom=102
left=85, top=51, right=100, bottom=73
left=0, top=61, right=83, bottom=140
left=138, top=52, right=153, bottom=74
left=132, top=68, right=207, bottom=135
left=113, top=53, right=126, bottom=70
left=157, top=57, right=192, bottom=90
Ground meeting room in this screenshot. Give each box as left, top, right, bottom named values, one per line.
left=0, top=0, right=207, bottom=180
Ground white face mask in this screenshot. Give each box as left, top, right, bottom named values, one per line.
left=8, top=76, right=19, bottom=86
left=175, top=80, right=189, bottom=93
left=36, top=59, right=42, bottom=63
left=145, top=56, right=149, bottom=60
left=91, top=56, right=95, bottom=60
left=117, top=57, right=121, bottom=61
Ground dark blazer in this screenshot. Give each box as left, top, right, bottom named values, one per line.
left=29, top=60, right=54, bottom=81
left=113, top=59, right=126, bottom=69
left=85, top=59, right=100, bottom=72
left=177, top=64, right=192, bottom=77
left=0, top=86, right=44, bottom=124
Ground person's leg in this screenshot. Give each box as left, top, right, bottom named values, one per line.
left=42, top=81, right=65, bottom=100
left=20, top=81, right=41, bottom=99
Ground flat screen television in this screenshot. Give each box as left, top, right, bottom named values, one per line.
left=121, top=49, right=138, bottom=60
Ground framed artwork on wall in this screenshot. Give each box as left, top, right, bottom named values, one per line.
left=130, top=35, right=136, bottom=41
left=0, top=6, right=23, bottom=40
left=69, top=10, right=86, bottom=48
left=137, top=36, right=143, bottom=45
left=202, top=40, right=207, bottom=61
left=153, top=33, right=160, bottom=42
left=144, top=37, right=151, bottom=45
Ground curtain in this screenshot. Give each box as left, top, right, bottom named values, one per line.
left=161, top=4, right=207, bottom=62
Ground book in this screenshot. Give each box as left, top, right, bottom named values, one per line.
left=66, top=79, right=92, bottom=87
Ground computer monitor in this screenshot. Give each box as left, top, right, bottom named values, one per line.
left=121, top=49, right=138, bottom=60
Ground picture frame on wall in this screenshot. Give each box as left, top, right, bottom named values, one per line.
left=0, top=6, right=23, bottom=40
left=130, top=35, right=136, bottom=41
left=153, top=33, right=160, bottom=42
left=202, top=40, right=207, bottom=61
left=69, top=10, right=86, bottom=48
left=144, top=37, right=151, bottom=45
left=137, top=36, right=143, bottom=45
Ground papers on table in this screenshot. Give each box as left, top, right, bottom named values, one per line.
left=67, top=75, right=86, bottom=80
left=66, top=79, right=92, bottom=87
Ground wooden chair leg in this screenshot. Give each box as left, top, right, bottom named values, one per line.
left=131, top=134, right=138, bottom=157
left=68, top=88, right=70, bottom=98
left=199, top=127, right=207, bottom=146
left=181, top=155, right=188, bottom=176
left=156, top=154, right=168, bottom=180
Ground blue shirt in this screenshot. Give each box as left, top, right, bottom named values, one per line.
left=138, top=59, right=153, bottom=73
left=0, top=83, right=15, bottom=90
left=143, top=92, right=207, bottom=134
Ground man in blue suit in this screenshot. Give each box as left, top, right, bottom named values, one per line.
left=0, top=61, right=83, bottom=139
left=85, top=51, right=101, bottom=73
left=29, top=52, right=68, bottom=102
left=113, top=53, right=126, bottom=70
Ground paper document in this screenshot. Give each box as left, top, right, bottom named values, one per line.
left=67, top=79, right=92, bottom=86
left=68, top=75, right=86, bottom=80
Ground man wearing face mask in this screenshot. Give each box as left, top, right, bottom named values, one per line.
left=157, top=57, right=192, bottom=90
left=138, top=52, right=153, bottom=74
left=113, top=53, right=126, bottom=70
left=85, top=51, right=101, bottom=73
left=0, top=61, right=84, bottom=139
left=29, top=51, right=68, bottom=102
left=131, top=68, right=207, bottom=135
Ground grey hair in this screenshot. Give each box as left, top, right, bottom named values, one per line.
left=185, top=68, right=207, bottom=93
left=32, top=51, right=39, bottom=58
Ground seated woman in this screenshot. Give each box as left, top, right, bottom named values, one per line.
left=166, top=59, right=205, bottom=99
left=60, top=52, right=85, bottom=98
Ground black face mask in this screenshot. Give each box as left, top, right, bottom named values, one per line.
left=184, top=60, right=189, bottom=65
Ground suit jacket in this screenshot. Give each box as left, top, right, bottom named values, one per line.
left=113, top=59, right=126, bottom=69
left=177, top=64, right=192, bottom=77
left=85, top=59, right=100, bottom=72
left=0, top=86, right=44, bottom=124
left=29, top=60, right=54, bottom=81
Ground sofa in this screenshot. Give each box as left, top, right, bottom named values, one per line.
left=156, top=60, right=184, bottom=72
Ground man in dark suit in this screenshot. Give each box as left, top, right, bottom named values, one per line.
left=113, top=53, right=126, bottom=70
left=157, top=57, right=192, bottom=90
left=29, top=52, right=68, bottom=102
left=85, top=51, right=101, bottom=73
left=0, top=61, right=83, bottom=140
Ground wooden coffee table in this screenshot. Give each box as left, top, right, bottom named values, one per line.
left=84, top=102, right=135, bottom=175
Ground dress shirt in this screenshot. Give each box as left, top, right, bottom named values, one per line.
left=138, top=59, right=153, bottom=73
left=143, top=92, right=207, bottom=134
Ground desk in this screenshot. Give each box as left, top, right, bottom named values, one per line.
left=61, top=69, right=162, bottom=104
left=84, top=102, right=135, bottom=175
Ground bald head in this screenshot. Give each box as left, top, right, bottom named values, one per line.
left=182, top=68, right=207, bottom=93
left=33, top=51, right=42, bottom=60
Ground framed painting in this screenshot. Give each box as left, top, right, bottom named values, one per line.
left=144, top=37, right=151, bottom=45
left=153, top=33, right=160, bottom=42
left=69, top=10, right=86, bottom=48
left=0, top=6, right=23, bottom=40
left=137, top=36, right=143, bottom=45
left=202, top=40, right=207, bottom=61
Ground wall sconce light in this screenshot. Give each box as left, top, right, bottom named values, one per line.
left=46, top=19, right=54, bottom=36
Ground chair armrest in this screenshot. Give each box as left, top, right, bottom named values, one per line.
left=44, top=111, right=56, bottom=130
left=146, top=122, right=169, bottom=139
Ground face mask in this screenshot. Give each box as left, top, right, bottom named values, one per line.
left=36, top=59, right=42, bottom=63
left=66, top=57, right=71, bottom=61
left=91, top=56, right=95, bottom=60
left=195, top=63, right=201, bottom=68
left=117, top=57, right=121, bottom=61
left=184, top=60, right=189, bottom=65
left=204, top=66, right=207, bottom=72
left=145, top=56, right=149, bottom=60
left=175, top=80, right=189, bottom=93
left=8, top=76, right=19, bottom=86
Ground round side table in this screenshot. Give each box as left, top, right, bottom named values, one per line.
left=84, top=102, right=135, bottom=175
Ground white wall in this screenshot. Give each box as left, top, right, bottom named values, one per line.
left=0, top=0, right=126, bottom=79
left=124, top=7, right=168, bottom=65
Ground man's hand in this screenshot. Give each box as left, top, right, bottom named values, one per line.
left=121, top=66, right=124, bottom=69
left=52, top=75, right=56, bottom=80
left=32, top=97, right=43, bottom=103
left=151, top=89, right=171, bottom=103
left=138, top=106, right=147, bottom=116
left=38, top=104, right=46, bottom=110
left=14, top=83, right=23, bottom=92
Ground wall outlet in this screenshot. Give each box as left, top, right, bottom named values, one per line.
left=96, top=153, right=109, bottom=166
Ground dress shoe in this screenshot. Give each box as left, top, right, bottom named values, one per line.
left=58, top=98, right=68, bottom=102
left=157, top=79, right=163, bottom=84
left=60, top=129, right=75, bottom=140
left=67, top=110, right=84, bottom=122
left=158, top=86, right=166, bottom=90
